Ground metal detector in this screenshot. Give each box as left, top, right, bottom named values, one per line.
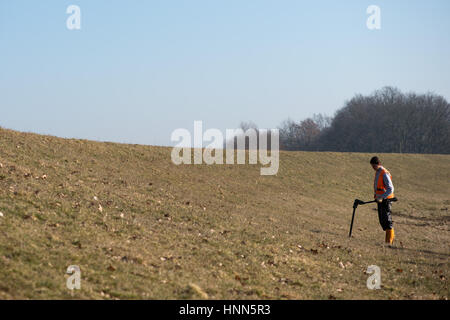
left=348, top=197, right=398, bottom=237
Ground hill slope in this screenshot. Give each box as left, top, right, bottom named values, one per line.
left=0, top=128, right=448, bottom=299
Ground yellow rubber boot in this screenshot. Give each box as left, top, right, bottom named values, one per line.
left=385, top=228, right=395, bottom=245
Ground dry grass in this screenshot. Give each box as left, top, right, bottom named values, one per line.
left=0, top=127, right=448, bottom=299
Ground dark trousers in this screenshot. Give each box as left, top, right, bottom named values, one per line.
left=377, top=199, right=393, bottom=231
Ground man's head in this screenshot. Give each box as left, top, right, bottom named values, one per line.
left=370, top=156, right=381, bottom=171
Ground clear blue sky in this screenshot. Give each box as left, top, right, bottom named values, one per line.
left=1, top=0, right=449, bottom=146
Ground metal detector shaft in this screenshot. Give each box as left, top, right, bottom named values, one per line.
left=349, top=206, right=357, bottom=237
left=348, top=199, right=364, bottom=237
left=363, top=200, right=376, bottom=205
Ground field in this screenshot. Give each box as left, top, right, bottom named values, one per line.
left=0, top=127, right=448, bottom=299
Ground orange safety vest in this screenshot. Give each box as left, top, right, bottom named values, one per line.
left=375, top=168, right=394, bottom=199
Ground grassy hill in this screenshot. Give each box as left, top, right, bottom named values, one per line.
left=0, top=127, right=448, bottom=299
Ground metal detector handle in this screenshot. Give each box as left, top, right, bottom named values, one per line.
left=363, top=197, right=398, bottom=205
left=372, top=197, right=398, bottom=204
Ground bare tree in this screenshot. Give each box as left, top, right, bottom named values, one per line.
left=278, top=117, right=324, bottom=151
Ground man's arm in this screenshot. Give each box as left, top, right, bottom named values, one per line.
left=381, top=173, right=394, bottom=199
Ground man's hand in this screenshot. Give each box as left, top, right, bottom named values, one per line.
left=376, top=197, right=383, bottom=203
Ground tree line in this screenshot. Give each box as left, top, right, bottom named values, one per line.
left=246, top=87, right=450, bottom=154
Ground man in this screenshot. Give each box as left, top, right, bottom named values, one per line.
left=370, top=156, right=395, bottom=245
